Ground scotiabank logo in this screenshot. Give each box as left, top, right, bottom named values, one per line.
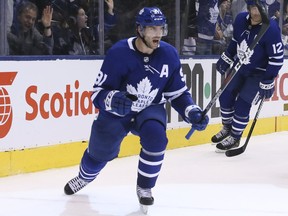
left=25, top=80, right=97, bottom=120
left=0, top=72, right=17, bottom=138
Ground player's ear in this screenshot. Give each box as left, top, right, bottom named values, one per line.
left=136, top=25, right=141, bottom=36
left=137, top=25, right=144, bottom=37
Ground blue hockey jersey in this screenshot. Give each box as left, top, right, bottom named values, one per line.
left=197, top=0, right=219, bottom=40
left=227, top=12, right=284, bottom=80
left=91, top=37, right=194, bottom=117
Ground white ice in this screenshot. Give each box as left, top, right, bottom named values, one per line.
left=0, top=131, right=288, bottom=216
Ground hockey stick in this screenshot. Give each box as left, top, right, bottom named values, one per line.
left=225, top=97, right=265, bottom=157
left=185, top=10, right=270, bottom=140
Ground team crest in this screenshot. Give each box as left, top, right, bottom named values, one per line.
left=237, top=40, right=254, bottom=65
left=126, top=77, right=159, bottom=112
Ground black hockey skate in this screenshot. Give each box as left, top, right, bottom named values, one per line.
left=215, top=135, right=240, bottom=153
left=64, top=176, right=89, bottom=195
left=137, top=185, right=154, bottom=214
left=211, top=126, right=231, bottom=144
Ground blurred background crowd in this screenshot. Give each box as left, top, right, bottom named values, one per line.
left=0, top=0, right=287, bottom=56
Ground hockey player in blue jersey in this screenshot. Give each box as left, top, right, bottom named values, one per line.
left=212, top=0, right=283, bottom=152
left=64, top=7, right=209, bottom=209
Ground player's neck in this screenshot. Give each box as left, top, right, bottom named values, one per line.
left=135, top=38, right=154, bottom=54
left=251, top=19, right=262, bottom=25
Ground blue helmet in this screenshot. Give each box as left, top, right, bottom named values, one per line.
left=245, top=0, right=269, bottom=23
left=136, top=7, right=166, bottom=27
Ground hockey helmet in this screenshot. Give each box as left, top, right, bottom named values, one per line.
left=136, top=7, right=166, bottom=26
left=136, top=7, right=168, bottom=36
left=245, top=0, right=269, bottom=23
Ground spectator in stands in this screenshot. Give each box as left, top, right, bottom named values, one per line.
left=67, top=4, right=97, bottom=55
left=12, top=0, right=53, bottom=33
left=266, top=0, right=280, bottom=21
left=7, top=1, right=53, bottom=55
left=196, top=0, right=219, bottom=55
left=7, top=0, right=14, bottom=32
left=87, top=0, right=116, bottom=43
left=181, top=0, right=197, bottom=55
left=281, top=1, right=288, bottom=55
left=283, top=0, right=288, bottom=23
left=52, top=0, right=116, bottom=55
left=231, top=0, right=247, bottom=21
left=49, top=0, right=70, bottom=55
left=213, top=0, right=234, bottom=54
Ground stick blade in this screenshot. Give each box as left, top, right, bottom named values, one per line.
left=225, top=147, right=245, bottom=157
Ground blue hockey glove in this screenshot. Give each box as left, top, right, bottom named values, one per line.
left=216, top=52, right=234, bottom=75
left=185, top=105, right=209, bottom=131
left=104, top=90, right=137, bottom=116
left=259, top=79, right=275, bottom=99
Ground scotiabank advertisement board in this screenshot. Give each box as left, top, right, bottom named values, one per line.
left=0, top=60, right=99, bottom=151
left=0, top=59, right=287, bottom=151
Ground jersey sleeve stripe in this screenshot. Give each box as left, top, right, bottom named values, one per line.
left=269, top=61, right=283, bottom=66
left=163, top=86, right=187, bottom=98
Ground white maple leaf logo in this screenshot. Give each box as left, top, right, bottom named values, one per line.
left=209, top=4, right=219, bottom=24
left=237, top=40, right=254, bottom=65
left=126, top=77, right=159, bottom=112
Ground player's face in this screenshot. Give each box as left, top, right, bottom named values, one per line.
left=142, top=26, right=164, bottom=49
left=249, top=5, right=262, bottom=25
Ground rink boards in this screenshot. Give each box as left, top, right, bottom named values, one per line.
left=0, top=57, right=287, bottom=176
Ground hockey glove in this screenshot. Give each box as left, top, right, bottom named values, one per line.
left=259, top=79, right=275, bottom=99
left=216, top=52, right=234, bottom=75
left=104, top=90, right=137, bottom=116
left=185, top=105, right=209, bottom=131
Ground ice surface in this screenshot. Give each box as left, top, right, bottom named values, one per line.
left=0, top=131, right=288, bottom=216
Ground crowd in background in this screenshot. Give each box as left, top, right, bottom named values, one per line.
left=1, top=0, right=287, bottom=56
